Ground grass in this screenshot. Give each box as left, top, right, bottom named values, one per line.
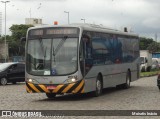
left=140, top=70, right=160, bottom=77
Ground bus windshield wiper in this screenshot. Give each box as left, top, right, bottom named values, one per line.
left=54, top=36, right=68, bottom=55
left=38, top=38, right=47, bottom=67
left=52, top=36, right=68, bottom=64
left=53, top=36, right=68, bottom=57
left=38, top=39, right=46, bottom=57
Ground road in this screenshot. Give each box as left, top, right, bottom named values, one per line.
left=0, top=76, right=160, bottom=118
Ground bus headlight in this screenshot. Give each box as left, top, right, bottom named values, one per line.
left=26, top=78, right=39, bottom=84
left=28, top=79, right=33, bottom=82
left=66, top=76, right=78, bottom=83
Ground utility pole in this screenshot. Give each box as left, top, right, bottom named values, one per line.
left=64, top=11, right=69, bottom=24
left=1, top=1, right=10, bottom=62
left=155, top=33, right=157, bottom=42
left=0, top=12, right=2, bottom=36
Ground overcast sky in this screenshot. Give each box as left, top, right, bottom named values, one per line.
left=0, top=0, right=160, bottom=41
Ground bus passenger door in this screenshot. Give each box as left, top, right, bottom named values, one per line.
left=80, top=34, right=93, bottom=77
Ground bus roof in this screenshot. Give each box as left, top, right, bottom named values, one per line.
left=28, top=23, right=138, bottom=37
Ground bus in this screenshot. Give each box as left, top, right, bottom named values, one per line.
left=24, top=23, right=139, bottom=98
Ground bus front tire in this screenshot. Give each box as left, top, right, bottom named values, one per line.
left=46, top=93, right=56, bottom=99
left=93, top=76, right=103, bottom=97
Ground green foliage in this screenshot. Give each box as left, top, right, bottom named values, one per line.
left=139, top=37, right=160, bottom=52
left=139, top=37, right=154, bottom=50
left=140, top=70, right=160, bottom=77
left=147, top=42, right=160, bottom=53
left=8, top=24, right=33, bottom=56
left=0, top=24, right=33, bottom=57
left=0, top=35, right=11, bottom=43
left=9, top=24, right=33, bottom=40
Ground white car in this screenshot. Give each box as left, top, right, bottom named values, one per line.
left=151, top=58, right=160, bottom=70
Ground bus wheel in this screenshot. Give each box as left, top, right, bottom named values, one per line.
left=46, top=93, right=56, bottom=99
left=122, top=72, right=131, bottom=89
left=0, top=78, right=7, bottom=85
left=93, top=76, right=103, bottom=97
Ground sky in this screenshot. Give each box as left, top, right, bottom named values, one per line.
left=0, top=0, right=160, bottom=41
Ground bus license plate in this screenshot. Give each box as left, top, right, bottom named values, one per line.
left=47, top=86, right=56, bottom=90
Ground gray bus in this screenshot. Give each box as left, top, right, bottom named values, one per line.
left=25, top=24, right=139, bottom=98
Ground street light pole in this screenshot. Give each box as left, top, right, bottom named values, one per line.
left=0, top=12, right=2, bottom=36
left=1, top=1, right=10, bottom=62
left=81, top=19, right=85, bottom=23
left=64, top=11, right=69, bottom=24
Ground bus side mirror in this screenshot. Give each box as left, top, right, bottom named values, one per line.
left=20, top=37, right=26, bottom=43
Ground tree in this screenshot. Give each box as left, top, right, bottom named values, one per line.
left=147, top=42, right=160, bottom=53
left=139, top=37, right=154, bottom=50
left=139, top=37, right=160, bottom=53
left=0, top=35, right=11, bottom=43
left=8, top=24, right=33, bottom=56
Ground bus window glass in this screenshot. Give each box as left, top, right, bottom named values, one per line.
left=26, top=39, right=51, bottom=75
left=108, top=35, right=122, bottom=63
left=118, top=36, right=137, bottom=63
left=51, top=38, right=78, bottom=75
left=92, top=37, right=111, bottom=65
left=27, top=38, right=78, bottom=76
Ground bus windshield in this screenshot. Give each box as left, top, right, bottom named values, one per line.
left=26, top=37, right=78, bottom=76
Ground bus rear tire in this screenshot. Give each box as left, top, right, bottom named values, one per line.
left=93, top=76, right=103, bottom=97
left=46, top=93, right=56, bottom=99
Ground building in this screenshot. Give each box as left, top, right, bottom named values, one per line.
left=25, top=18, right=43, bottom=26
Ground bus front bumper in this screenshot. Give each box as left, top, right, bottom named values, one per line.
left=26, top=80, right=85, bottom=94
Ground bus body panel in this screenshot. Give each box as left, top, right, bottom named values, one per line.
left=84, top=62, right=139, bottom=90
left=25, top=24, right=139, bottom=96
left=83, top=78, right=96, bottom=93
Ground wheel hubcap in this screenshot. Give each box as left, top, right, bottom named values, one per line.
left=1, top=78, right=7, bottom=85
left=97, top=80, right=101, bottom=94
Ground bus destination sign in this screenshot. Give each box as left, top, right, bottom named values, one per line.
left=30, top=29, right=43, bottom=36
left=46, top=28, right=78, bottom=35
left=29, top=28, right=79, bottom=38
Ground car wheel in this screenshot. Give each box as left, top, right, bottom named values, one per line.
left=0, top=78, right=8, bottom=85
left=46, top=93, right=56, bottom=99
left=93, top=76, right=103, bottom=97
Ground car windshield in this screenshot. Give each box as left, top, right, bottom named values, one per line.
left=26, top=37, right=78, bottom=76
left=0, top=63, right=13, bottom=71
